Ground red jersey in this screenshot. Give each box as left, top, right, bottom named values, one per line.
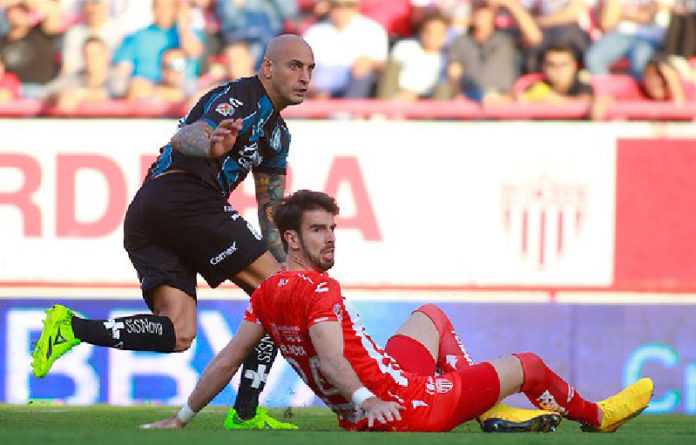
left=244, top=269, right=410, bottom=427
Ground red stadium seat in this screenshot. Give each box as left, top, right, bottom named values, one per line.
left=43, top=100, right=134, bottom=118
left=606, top=101, right=696, bottom=121
left=482, top=102, right=591, bottom=120
left=591, top=74, right=644, bottom=100
left=0, top=99, right=43, bottom=117
left=608, top=58, right=630, bottom=74
left=281, top=98, right=482, bottom=120
left=297, top=0, right=315, bottom=11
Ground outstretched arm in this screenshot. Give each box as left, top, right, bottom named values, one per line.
left=140, top=321, right=265, bottom=429
left=254, top=172, right=287, bottom=264
left=170, top=119, right=243, bottom=158
left=309, top=321, right=404, bottom=427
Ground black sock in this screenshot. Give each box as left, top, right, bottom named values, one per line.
left=71, top=314, right=176, bottom=352
left=233, top=334, right=278, bottom=420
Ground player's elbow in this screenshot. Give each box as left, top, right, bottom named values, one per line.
left=173, top=328, right=197, bottom=352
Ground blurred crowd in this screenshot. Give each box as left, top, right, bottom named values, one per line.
left=0, top=0, right=695, bottom=115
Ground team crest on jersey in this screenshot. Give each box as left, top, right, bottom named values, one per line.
left=216, top=103, right=235, bottom=116
left=435, top=378, right=453, bottom=393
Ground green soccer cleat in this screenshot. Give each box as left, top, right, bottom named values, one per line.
left=223, top=407, right=299, bottom=430
left=479, top=403, right=562, bottom=433
left=32, top=305, right=81, bottom=378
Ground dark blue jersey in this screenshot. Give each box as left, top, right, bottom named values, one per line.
left=148, top=75, right=290, bottom=197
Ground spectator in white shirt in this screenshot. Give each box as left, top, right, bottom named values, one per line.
left=303, top=0, right=388, bottom=97
left=61, top=0, right=123, bottom=75
left=381, top=11, right=449, bottom=99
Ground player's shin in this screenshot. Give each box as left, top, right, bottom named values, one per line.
left=71, top=314, right=176, bottom=352
left=233, top=334, right=278, bottom=420
left=516, top=353, right=601, bottom=427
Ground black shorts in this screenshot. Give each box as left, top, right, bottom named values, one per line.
left=123, top=172, right=267, bottom=300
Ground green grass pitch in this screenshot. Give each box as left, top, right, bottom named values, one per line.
left=1, top=405, right=694, bottom=445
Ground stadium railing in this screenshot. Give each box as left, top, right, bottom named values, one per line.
left=0, top=98, right=694, bottom=121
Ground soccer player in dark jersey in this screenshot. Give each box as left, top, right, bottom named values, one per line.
left=31, top=35, right=315, bottom=429
left=141, top=190, right=653, bottom=433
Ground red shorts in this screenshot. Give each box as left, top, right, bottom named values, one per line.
left=344, top=335, right=500, bottom=432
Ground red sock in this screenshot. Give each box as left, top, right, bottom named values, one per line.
left=516, top=353, right=601, bottom=426
left=415, top=304, right=474, bottom=373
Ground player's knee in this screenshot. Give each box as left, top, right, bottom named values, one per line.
left=515, top=352, right=545, bottom=388
left=414, top=304, right=451, bottom=335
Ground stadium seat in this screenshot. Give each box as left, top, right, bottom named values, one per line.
left=281, top=98, right=482, bottom=120
left=0, top=99, right=43, bottom=117
left=482, top=102, right=591, bottom=120
left=606, top=101, right=696, bottom=121
left=591, top=74, right=644, bottom=100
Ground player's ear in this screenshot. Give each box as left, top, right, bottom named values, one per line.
left=261, top=57, right=273, bottom=79
left=285, top=229, right=300, bottom=250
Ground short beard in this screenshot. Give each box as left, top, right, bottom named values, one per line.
left=298, top=235, right=334, bottom=271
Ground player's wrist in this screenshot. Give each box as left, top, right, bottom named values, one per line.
left=175, top=403, right=198, bottom=425
left=351, top=387, right=376, bottom=407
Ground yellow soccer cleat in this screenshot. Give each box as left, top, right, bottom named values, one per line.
left=582, top=378, right=654, bottom=433
left=32, top=305, right=81, bottom=378
left=223, top=407, right=298, bottom=430
left=479, top=403, right=562, bottom=433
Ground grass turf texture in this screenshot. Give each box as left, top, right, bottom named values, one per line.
left=1, top=405, right=694, bottom=445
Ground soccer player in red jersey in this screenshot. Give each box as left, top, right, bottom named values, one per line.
left=142, top=190, right=654, bottom=433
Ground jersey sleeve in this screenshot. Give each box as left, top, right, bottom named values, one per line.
left=243, top=303, right=260, bottom=324
left=244, top=286, right=263, bottom=325
left=254, top=122, right=290, bottom=174
left=306, top=279, right=344, bottom=327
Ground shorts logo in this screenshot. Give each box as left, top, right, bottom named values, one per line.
left=216, top=103, right=234, bottom=116
left=229, top=98, right=243, bottom=107
left=210, top=242, right=238, bottom=265
left=435, top=378, right=453, bottom=393
left=412, top=400, right=428, bottom=408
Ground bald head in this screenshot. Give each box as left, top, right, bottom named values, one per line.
left=263, top=34, right=313, bottom=64
left=258, top=34, right=315, bottom=110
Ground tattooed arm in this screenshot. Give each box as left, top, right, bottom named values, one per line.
left=170, top=119, right=243, bottom=158
left=254, top=172, right=287, bottom=264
